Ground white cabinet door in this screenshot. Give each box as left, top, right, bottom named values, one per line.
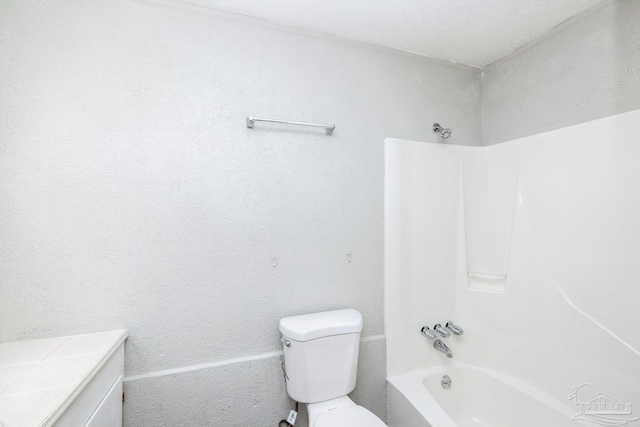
left=54, top=345, right=124, bottom=427
left=84, top=375, right=123, bottom=427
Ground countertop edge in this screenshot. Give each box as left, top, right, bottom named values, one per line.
left=42, top=329, right=129, bottom=427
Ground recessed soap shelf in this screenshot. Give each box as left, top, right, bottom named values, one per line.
left=467, top=272, right=506, bottom=294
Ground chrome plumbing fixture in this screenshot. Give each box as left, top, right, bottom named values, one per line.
left=246, top=116, right=335, bottom=136
left=421, top=326, right=438, bottom=340
left=434, top=323, right=451, bottom=338
left=441, top=375, right=452, bottom=389
left=433, top=339, right=453, bottom=358
left=433, top=123, right=452, bottom=140
left=421, top=327, right=454, bottom=358
left=446, top=322, right=464, bottom=336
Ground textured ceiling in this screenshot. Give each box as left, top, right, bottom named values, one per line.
left=182, top=0, right=608, bottom=68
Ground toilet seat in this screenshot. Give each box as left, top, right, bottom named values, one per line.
left=314, top=405, right=386, bottom=427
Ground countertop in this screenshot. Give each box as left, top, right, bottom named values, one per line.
left=0, top=330, right=128, bottom=427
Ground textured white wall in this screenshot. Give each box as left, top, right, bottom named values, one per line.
left=482, top=0, right=640, bottom=145
left=0, top=0, right=482, bottom=425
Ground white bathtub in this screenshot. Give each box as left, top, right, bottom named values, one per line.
left=387, top=365, right=588, bottom=427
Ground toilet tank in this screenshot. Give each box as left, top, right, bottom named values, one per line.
left=279, top=309, right=363, bottom=403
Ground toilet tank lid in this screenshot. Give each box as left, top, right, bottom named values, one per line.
left=279, top=309, right=363, bottom=342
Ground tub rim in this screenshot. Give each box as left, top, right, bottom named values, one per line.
left=386, top=362, right=580, bottom=426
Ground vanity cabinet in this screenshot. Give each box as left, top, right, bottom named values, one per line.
left=53, top=344, right=124, bottom=427
left=0, top=330, right=127, bottom=427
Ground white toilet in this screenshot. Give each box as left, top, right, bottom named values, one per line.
left=279, top=309, right=386, bottom=427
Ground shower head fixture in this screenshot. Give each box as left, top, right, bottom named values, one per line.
left=433, top=123, right=452, bottom=140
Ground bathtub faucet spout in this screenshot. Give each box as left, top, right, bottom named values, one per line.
left=433, top=339, right=453, bottom=358
left=421, top=326, right=453, bottom=358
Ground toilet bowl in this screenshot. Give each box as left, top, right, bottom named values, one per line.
left=308, top=396, right=385, bottom=427
left=279, top=309, right=386, bottom=427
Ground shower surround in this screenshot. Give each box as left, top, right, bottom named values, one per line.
left=385, top=109, right=640, bottom=426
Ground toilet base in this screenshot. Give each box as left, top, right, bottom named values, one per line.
left=307, top=396, right=386, bottom=427
left=307, top=396, right=356, bottom=427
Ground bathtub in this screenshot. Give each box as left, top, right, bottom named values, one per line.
left=387, top=364, right=587, bottom=427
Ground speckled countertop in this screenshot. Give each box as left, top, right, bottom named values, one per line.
left=0, top=330, right=128, bottom=427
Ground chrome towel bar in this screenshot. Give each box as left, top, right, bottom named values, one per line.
left=246, top=116, right=335, bottom=136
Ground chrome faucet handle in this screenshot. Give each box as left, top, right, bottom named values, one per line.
left=421, top=326, right=437, bottom=341
left=446, top=321, right=464, bottom=336
left=434, top=323, right=451, bottom=338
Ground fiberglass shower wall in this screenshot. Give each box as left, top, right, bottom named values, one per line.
left=385, top=109, right=640, bottom=415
